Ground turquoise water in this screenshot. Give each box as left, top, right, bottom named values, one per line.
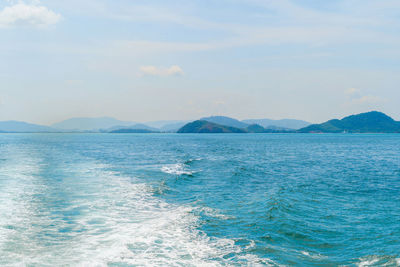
left=0, top=134, right=399, bottom=266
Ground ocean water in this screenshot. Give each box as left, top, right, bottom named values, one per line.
left=0, top=133, right=399, bottom=266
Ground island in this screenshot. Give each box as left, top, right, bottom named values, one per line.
left=177, top=120, right=247, bottom=133
left=298, top=111, right=400, bottom=133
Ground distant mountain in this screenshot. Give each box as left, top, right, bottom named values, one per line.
left=178, top=120, right=247, bottom=133
left=298, top=111, right=400, bottom=133
left=159, top=122, right=189, bottom=132
left=200, top=116, right=309, bottom=130
left=50, top=116, right=310, bottom=132
left=52, top=117, right=134, bottom=131
left=145, top=120, right=189, bottom=129
left=201, top=116, right=249, bottom=129
left=242, top=119, right=310, bottom=130
left=0, top=121, right=57, bottom=133
left=246, top=124, right=266, bottom=133
left=105, top=123, right=159, bottom=132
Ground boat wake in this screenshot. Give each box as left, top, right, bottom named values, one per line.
left=0, top=147, right=269, bottom=266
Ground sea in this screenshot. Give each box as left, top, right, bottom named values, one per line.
left=0, top=133, right=399, bottom=266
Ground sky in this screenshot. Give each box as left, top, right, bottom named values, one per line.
left=0, top=0, right=399, bottom=125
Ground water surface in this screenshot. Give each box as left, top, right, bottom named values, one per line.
left=0, top=134, right=399, bottom=266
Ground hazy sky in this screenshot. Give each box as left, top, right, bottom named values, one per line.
left=1, top=0, right=399, bottom=125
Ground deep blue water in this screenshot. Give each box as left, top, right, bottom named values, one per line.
left=0, top=133, right=399, bottom=266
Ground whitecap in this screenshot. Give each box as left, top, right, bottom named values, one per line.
left=161, top=163, right=194, bottom=176
left=300, top=251, right=326, bottom=260
left=356, top=255, right=399, bottom=267
left=357, top=256, right=380, bottom=267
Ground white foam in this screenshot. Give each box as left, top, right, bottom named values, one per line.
left=357, top=257, right=380, bottom=267
left=161, top=163, right=194, bottom=176
left=356, top=255, right=399, bottom=267
left=300, top=251, right=326, bottom=260
left=0, top=146, right=46, bottom=263
left=245, top=240, right=256, bottom=250
left=0, top=147, right=272, bottom=266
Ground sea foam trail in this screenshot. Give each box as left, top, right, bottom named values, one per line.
left=0, top=144, right=268, bottom=266
left=0, top=145, right=46, bottom=264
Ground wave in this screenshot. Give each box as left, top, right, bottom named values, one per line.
left=161, top=163, right=195, bottom=176
left=356, top=255, right=400, bottom=267
left=300, top=251, right=327, bottom=260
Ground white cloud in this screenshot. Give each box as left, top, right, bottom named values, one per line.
left=0, top=3, right=61, bottom=28
left=139, top=65, right=184, bottom=76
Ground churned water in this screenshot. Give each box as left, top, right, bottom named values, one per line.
left=0, top=133, right=399, bottom=266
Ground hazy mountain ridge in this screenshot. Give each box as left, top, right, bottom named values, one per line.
left=201, top=116, right=249, bottom=129
left=202, top=116, right=310, bottom=130
left=1, top=111, right=398, bottom=133
left=52, top=117, right=135, bottom=131
left=0, top=121, right=58, bottom=133
left=159, top=122, right=189, bottom=132
left=51, top=117, right=189, bottom=132
left=242, top=119, right=310, bottom=130
left=144, top=120, right=189, bottom=129
left=50, top=116, right=311, bottom=132
left=103, top=123, right=159, bottom=132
